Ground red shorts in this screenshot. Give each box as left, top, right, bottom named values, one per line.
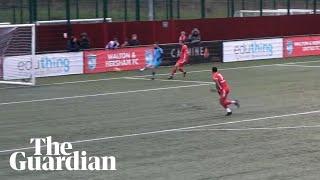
left=175, top=60, right=185, bottom=67
left=218, top=88, right=230, bottom=99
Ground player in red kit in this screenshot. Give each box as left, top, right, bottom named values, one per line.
left=168, top=41, right=189, bottom=79
left=212, top=67, right=240, bottom=116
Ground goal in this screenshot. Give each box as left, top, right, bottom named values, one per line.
left=0, top=24, right=36, bottom=86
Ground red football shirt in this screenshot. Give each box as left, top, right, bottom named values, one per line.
left=179, top=35, right=186, bottom=43
left=212, top=72, right=229, bottom=90
left=179, top=44, right=189, bottom=62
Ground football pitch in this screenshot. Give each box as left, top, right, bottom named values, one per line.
left=1, top=56, right=320, bottom=179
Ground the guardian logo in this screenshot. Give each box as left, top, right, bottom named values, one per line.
left=9, top=136, right=116, bottom=171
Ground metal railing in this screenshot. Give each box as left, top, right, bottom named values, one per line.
left=0, top=0, right=318, bottom=24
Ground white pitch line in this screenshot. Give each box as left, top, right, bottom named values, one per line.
left=176, top=125, right=320, bottom=132
left=276, top=64, right=320, bottom=68
left=1, top=59, right=319, bottom=91
left=124, top=77, right=213, bottom=84
left=0, top=83, right=209, bottom=106
left=0, top=109, right=320, bottom=154
left=0, top=77, right=127, bottom=90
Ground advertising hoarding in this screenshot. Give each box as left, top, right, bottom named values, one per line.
left=223, top=38, right=283, bottom=62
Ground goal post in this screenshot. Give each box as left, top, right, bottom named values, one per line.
left=0, top=24, right=36, bottom=86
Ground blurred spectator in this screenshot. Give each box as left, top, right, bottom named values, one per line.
left=121, top=39, right=129, bottom=48
left=106, top=38, right=120, bottom=49
left=178, top=31, right=187, bottom=43
left=67, top=36, right=79, bottom=52
left=78, top=32, right=90, bottom=50
left=128, top=34, right=140, bottom=46
left=188, top=28, right=201, bottom=43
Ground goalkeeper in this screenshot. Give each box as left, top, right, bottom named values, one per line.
left=141, top=42, right=164, bottom=80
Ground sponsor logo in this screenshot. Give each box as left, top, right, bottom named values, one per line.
left=170, top=46, right=207, bottom=58
left=144, top=49, right=153, bottom=66
left=106, top=59, right=139, bottom=67
left=84, top=47, right=148, bottom=73
left=106, top=52, right=140, bottom=67
left=17, top=57, right=70, bottom=72
left=87, top=54, right=97, bottom=70
left=286, top=40, right=294, bottom=55
left=284, top=36, right=320, bottom=57
left=223, top=38, right=283, bottom=62
left=39, top=57, right=70, bottom=72
left=9, top=136, right=116, bottom=171
left=234, top=42, right=273, bottom=57
left=4, top=52, right=83, bottom=79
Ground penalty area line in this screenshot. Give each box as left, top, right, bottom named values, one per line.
left=0, top=109, right=320, bottom=154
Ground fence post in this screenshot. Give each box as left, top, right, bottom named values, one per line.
left=33, top=0, right=37, bottom=22
left=152, top=0, right=155, bottom=19
left=227, top=0, right=230, bottom=17
left=48, top=0, right=51, bottom=20
left=314, top=0, right=317, bottom=14
left=65, top=0, right=72, bottom=37
left=13, top=6, right=17, bottom=24
left=136, top=0, right=140, bottom=21
left=103, top=0, right=108, bottom=22
left=201, top=0, right=205, bottom=18
left=124, top=0, right=128, bottom=21
left=241, top=0, right=245, bottom=10
left=169, top=0, right=173, bottom=19
left=29, top=0, right=37, bottom=23
left=29, top=0, right=32, bottom=23
left=76, top=0, right=79, bottom=19
left=20, top=0, right=23, bottom=23
left=231, top=0, right=234, bottom=17
left=259, top=0, right=263, bottom=16
left=177, top=0, right=180, bottom=19
left=273, top=0, right=276, bottom=9
left=287, top=0, right=291, bottom=15
left=66, top=0, right=71, bottom=22
left=95, top=0, right=99, bottom=18
left=165, top=0, right=169, bottom=19
left=148, top=0, right=154, bottom=20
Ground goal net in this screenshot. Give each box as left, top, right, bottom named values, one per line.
left=0, top=24, right=36, bottom=86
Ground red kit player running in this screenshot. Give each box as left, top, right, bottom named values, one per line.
left=212, top=67, right=240, bottom=116
left=168, top=41, right=189, bottom=79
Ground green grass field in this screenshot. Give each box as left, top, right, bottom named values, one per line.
left=1, top=56, right=320, bottom=179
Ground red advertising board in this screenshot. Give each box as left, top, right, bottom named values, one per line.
left=84, top=47, right=151, bottom=74
left=284, top=36, right=320, bottom=57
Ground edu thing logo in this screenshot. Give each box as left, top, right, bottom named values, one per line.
left=17, top=57, right=70, bottom=72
